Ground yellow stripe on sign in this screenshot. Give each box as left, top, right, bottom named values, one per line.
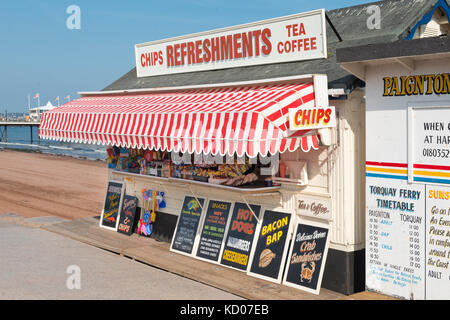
left=366, top=167, right=408, bottom=175
left=413, top=170, right=450, bottom=178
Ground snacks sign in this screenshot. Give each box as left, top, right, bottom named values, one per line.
left=288, top=106, right=336, bottom=130
left=247, top=210, right=293, bottom=283
left=283, top=220, right=330, bottom=294
left=220, top=203, right=261, bottom=271
left=171, top=196, right=205, bottom=255
left=135, top=9, right=326, bottom=77
left=196, top=200, right=232, bottom=262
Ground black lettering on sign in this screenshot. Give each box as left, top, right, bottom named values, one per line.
left=117, top=195, right=138, bottom=236
left=170, top=196, right=205, bottom=255
left=247, top=210, right=293, bottom=284
left=100, top=180, right=125, bottom=231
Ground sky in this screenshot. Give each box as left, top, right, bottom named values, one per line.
left=0, top=0, right=371, bottom=113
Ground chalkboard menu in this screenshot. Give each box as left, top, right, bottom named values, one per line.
left=196, top=200, right=232, bottom=263
left=100, top=180, right=125, bottom=231
left=220, top=203, right=261, bottom=271
left=283, top=220, right=330, bottom=294
left=247, top=210, right=293, bottom=283
left=117, top=195, right=138, bottom=236
left=170, top=196, right=205, bottom=255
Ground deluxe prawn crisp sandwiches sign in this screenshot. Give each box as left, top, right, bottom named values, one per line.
left=135, top=9, right=326, bottom=77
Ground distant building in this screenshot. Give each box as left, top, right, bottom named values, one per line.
left=28, top=101, right=56, bottom=122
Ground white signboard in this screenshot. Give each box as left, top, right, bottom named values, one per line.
left=409, top=106, right=450, bottom=185
left=425, top=184, right=450, bottom=300
left=366, top=177, right=426, bottom=300
left=135, top=9, right=326, bottom=77
left=295, top=195, right=332, bottom=220
left=288, top=106, right=336, bottom=130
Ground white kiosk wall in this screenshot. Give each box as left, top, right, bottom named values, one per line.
left=365, top=59, right=450, bottom=300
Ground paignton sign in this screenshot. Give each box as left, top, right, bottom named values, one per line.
left=135, top=9, right=326, bottom=77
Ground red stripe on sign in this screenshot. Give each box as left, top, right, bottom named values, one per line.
left=366, top=161, right=407, bottom=168
left=413, top=163, right=450, bottom=171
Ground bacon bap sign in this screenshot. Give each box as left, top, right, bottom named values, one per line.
left=135, top=9, right=326, bottom=77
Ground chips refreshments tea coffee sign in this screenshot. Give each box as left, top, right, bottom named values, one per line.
left=283, top=220, right=330, bottom=294
left=171, top=196, right=205, bottom=255
left=135, top=9, right=326, bottom=77
left=247, top=210, right=293, bottom=283
left=220, top=203, right=261, bottom=271
left=117, top=195, right=138, bottom=236
left=100, top=180, right=125, bottom=231
left=196, top=200, right=232, bottom=262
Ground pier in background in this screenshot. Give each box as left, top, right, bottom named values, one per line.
left=0, top=122, right=40, bottom=144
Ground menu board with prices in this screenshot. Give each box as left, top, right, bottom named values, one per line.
left=196, top=200, right=232, bottom=263
left=425, top=185, right=450, bottom=300
left=366, top=177, right=426, bottom=300
left=170, top=196, right=205, bottom=255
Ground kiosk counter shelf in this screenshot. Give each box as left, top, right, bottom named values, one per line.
left=106, top=145, right=275, bottom=189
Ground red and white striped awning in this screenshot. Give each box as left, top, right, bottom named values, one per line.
left=39, top=83, right=321, bottom=158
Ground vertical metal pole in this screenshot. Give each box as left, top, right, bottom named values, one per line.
left=4, top=126, right=7, bottom=143
left=30, top=125, right=33, bottom=144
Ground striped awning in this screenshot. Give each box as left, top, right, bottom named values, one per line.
left=39, top=83, right=321, bottom=158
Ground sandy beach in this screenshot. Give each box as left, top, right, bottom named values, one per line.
left=0, top=149, right=107, bottom=219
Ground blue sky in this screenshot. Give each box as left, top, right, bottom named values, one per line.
left=0, top=0, right=370, bottom=113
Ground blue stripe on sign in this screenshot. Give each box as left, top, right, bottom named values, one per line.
left=413, top=177, right=450, bottom=184
left=366, top=173, right=408, bottom=180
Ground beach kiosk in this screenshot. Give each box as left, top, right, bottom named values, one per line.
left=38, top=0, right=445, bottom=295
left=338, top=35, right=450, bottom=300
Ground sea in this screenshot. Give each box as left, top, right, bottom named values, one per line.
left=0, top=126, right=107, bottom=161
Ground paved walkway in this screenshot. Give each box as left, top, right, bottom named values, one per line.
left=0, top=214, right=242, bottom=300
left=2, top=213, right=396, bottom=301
